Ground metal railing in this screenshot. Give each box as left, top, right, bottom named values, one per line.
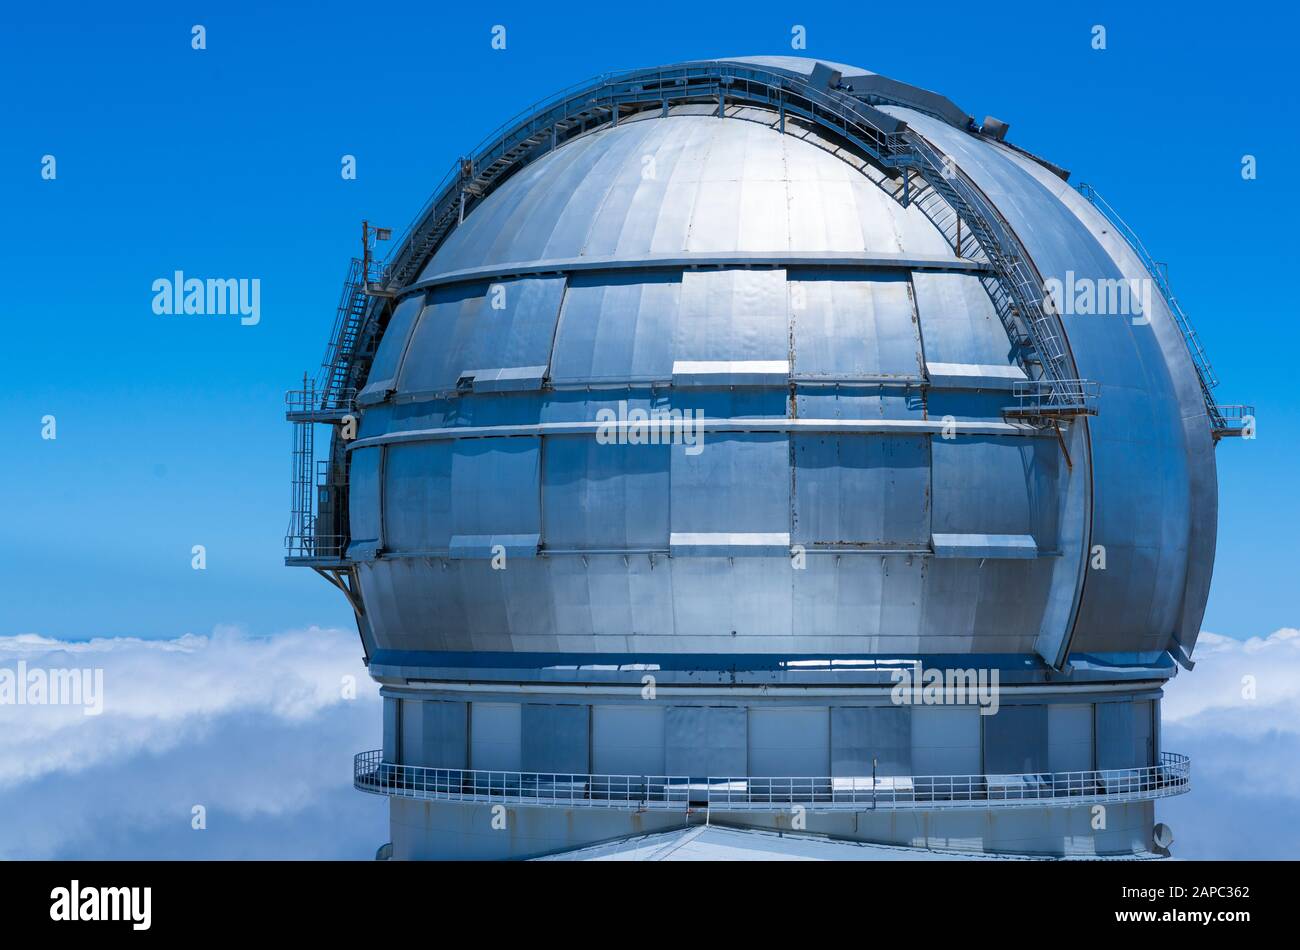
left=1076, top=183, right=1249, bottom=437
left=353, top=750, right=1189, bottom=812
left=707, top=752, right=1189, bottom=811
left=285, top=382, right=355, bottom=562
left=353, top=750, right=690, bottom=810
left=1005, top=378, right=1101, bottom=418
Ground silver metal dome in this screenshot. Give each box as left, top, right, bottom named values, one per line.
left=286, top=56, right=1246, bottom=858
left=344, top=58, right=1216, bottom=666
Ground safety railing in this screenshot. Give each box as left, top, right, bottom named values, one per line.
left=1075, top=183, right=1248, bottom=437
left=353, top=750, right=690, bottom=810
left=353, top=751, right=1189, bottom=812
left=285, top=382, right=355, bottom=563
left=706, top=752, right=1189, bottom=811
left=1005, top=378, right=1101, bottom=418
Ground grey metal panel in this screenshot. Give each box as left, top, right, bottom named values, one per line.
left=549, top=272, right=681, bottom=384
left=1133, top=699, right=1155, bottom=767
left=542, top=436, right=669, bottom=550
left=910, top=706, right=981, bottom=775
left=912, top=272, right=1014, bottom=369
left=672, top=360, right=789, bottom=387
left=397, top=276, right=566, bottom=397
left=1097, top=696, right=1138, bottom=774
left=925, top=362, right=1026, bottom=389
left=358, top=293, right=425, bottom=404
left=670, top=433, right=790, bottom=536
left=748, top=708, right=829, bottom=777
left=665, top=706, right=747, bottom=778
left=1048, top=703, right=1093, bottom=773
left=449, top=437, right=540, bottom=539
left=382, top=441, right=451, bottom=552
left=932, top=534, right=1037, bottom=558
left=670, top=556, right=793, bottom=639
left=470, top=702, right=521, bottom=771
left=521, top=704, right=589, bottom=774
left=931, top=437, right=1037, bottom=538
left=347, top=446, right=381, bottom=544
left=789, top=272, right=922, bottom=379
left=401, top=700, right=467, bottom=769
left=592, top=705, right=666, bottom=775
left=983, top=705, right=1048, bottom=774
left=383, top=697, right=399, bottom=763
left=675, top=268, right=787, bottom=362
left=830, top=706, right=912, bottom=776
left=792, top=434, right=930, bottom=546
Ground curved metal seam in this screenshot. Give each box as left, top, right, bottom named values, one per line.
left=346, top=417, right=1052, bottom=451
left=406, top=251, right=989, bottom=294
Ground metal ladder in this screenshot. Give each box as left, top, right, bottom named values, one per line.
left=891, top=133, right=1097, bottom=417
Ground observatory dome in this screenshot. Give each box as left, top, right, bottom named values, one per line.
left=345, top=59, right=1216, bottom=665
left=304, top=56, right=1228, bottom=859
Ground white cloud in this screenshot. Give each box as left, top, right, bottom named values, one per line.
left=1159, top=628, right=1300, bottom=859
left=2, top=624, right=1297, bottom=859
left=0, top=625, right=385, bottom=859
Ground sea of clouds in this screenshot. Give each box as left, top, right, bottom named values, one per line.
left=0, top=624, right=1295, bottom=859
left=0, top=625, right=385, bottom=859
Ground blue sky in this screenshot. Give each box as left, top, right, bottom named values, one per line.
left=2, top=0, right=1295, bottom=643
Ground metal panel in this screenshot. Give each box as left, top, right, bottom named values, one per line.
left=910, top=706, right=981, bottom=775
left=397, top=276, right=566, bottom=397
left=592, top=705, right=666, bottom=775
left=347, top=447, right=381, bottom=544
left=670, top=433, right=789, bottom=536
left=748, top=707, right=829, bottom=777
left=382, top=441, right=452, bottom=552
left=983, top=704, right=1048, bottom=774
left=675, top=268, right=788, bottom=363
left=931, top=437, right=1043, bottom=540
left=911, top=272, right=1013, bottom=369
left=789, top=272, right=922, bottom=379
left=1133, top=699, right=1155, bottom=767
left=1048, top=703, right=1093, bottom=773
left=549, top=272, right=681, bottom=384
left=665, top=706, right=747, bottom=778
left=358, top=293, right=425, bottom=404
left=400, top=700, right=467, bottom=769
left=793, top=434, right=929, bottom=545
left=1096, top=701, right=1140, bottom=770
left=830, top=706, right=912, bottom=777
left=542, top=435, right=669, bottom=550
left=449, top=437, right=540, bottom=539
left=521, top=704, right=589, bottom=774
left=470, top=702, right=521, bottom=771
left=383, top=697, right=399, bottom=763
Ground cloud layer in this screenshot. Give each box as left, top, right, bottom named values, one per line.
left=1159, top=628, right=1300, bottom=859
left=0, top=625, right=386, bottom=859
left=1, top=625, right=1296, bottom=859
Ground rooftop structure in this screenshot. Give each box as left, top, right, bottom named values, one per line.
left=285, top=56, right=1247, bottom=859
